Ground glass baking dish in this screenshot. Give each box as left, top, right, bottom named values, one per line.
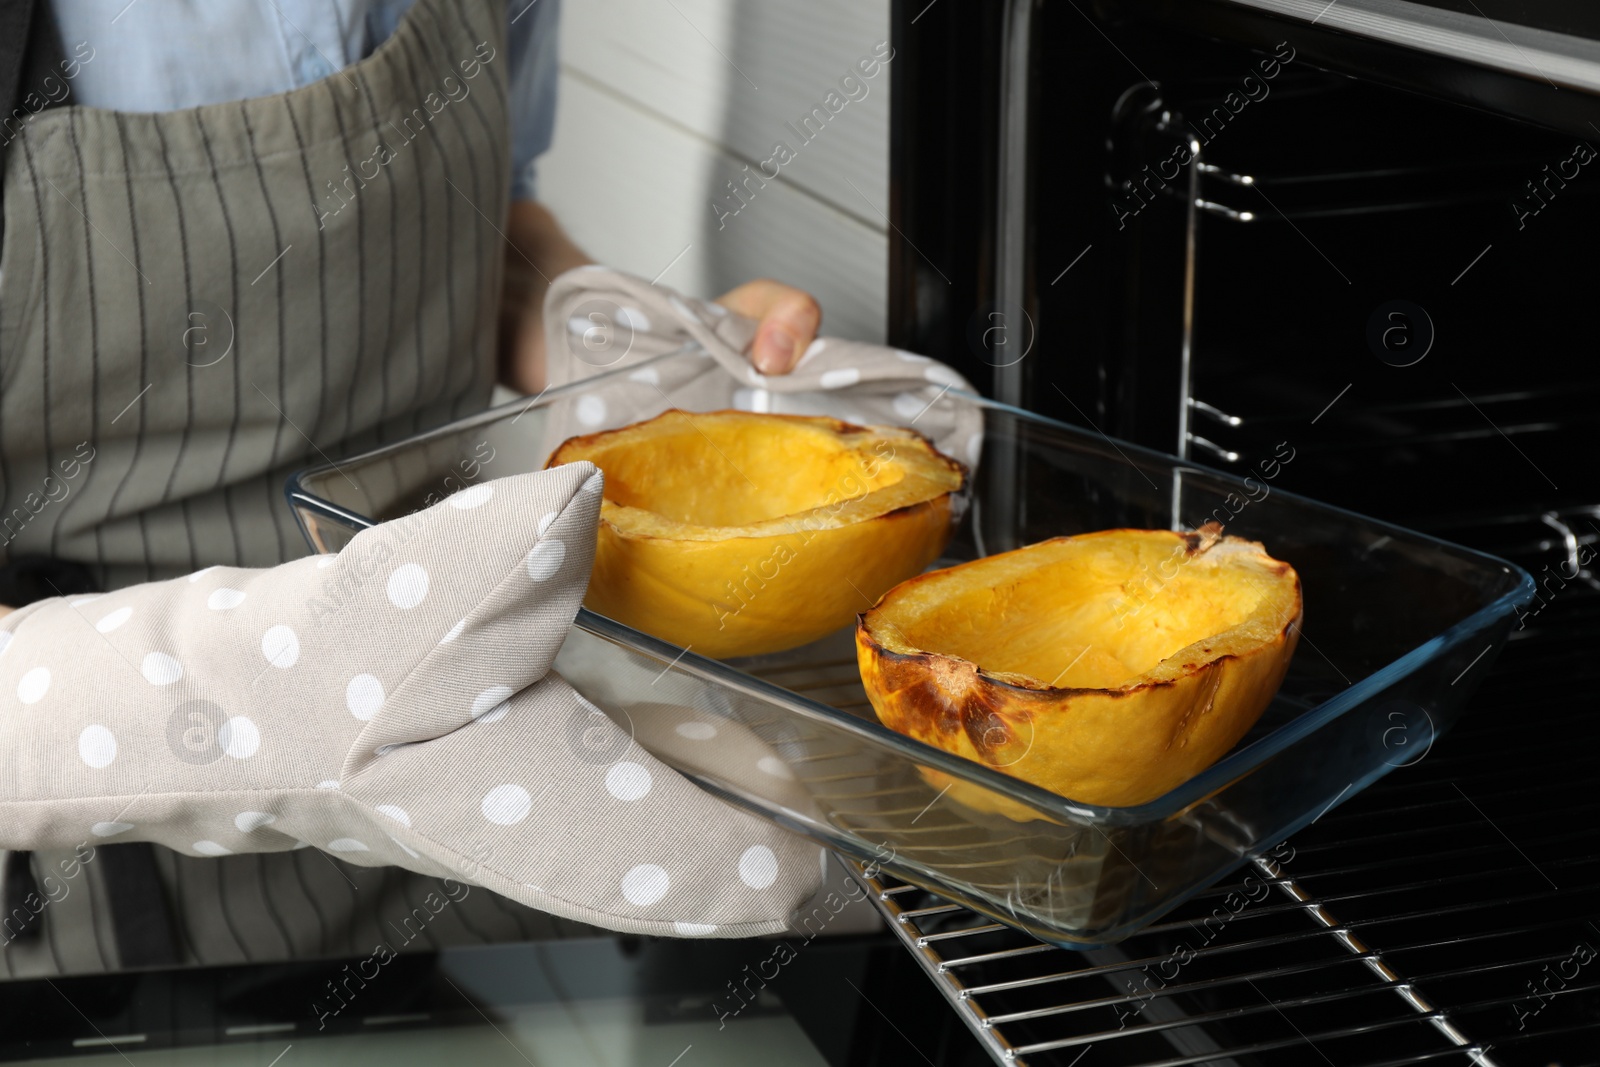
left=287, top=346, right=1533, bottom=946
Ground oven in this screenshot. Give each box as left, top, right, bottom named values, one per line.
left=872, top=0, right=1600, bottom=1062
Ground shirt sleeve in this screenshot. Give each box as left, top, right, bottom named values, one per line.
left=505, top=0, right=562, bottom=202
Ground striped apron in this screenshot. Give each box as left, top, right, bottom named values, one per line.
left=1, top=0, right=507, bottom=588
left=1, top=0, right=596, bottom=977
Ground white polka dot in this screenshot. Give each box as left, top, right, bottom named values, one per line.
left=924, top=363, right=965, bottom=387
left=525, top=539, right=566, bottom=581
left=440, top=618, right=467, bottom=644
left=576, top=394, right=608, bottom=426
left=187, top=566, right=219, bottom=582
left=219, top=716, right=260, bottom=759
left=375, top=804, right=411, bottom=827
left=797, top=338, right=828, bottom=367
left=674, top=922, right=718, bottom=936
left=746, top=366, right=767, bottom=386
left=328, top=838, right=369, bottom=852
left=0, top=632, right=10, bottom=657
left=193, top=840, right=231, bottom=856
left=895, top=349, right=928, bottom=362
left=893, top=392, right=925, bottom=420
left=315, top=554, right=338, bottom=569
left=449, top=484, right=493, bottom=509
left=262, top=625, right=300, bottom=669
left=628, top=366, right=661, bottom=385
left=471, top=686, right=513, bottom=723
left=346, top=674, right=385, bottom=721
left=967, top=432, right=983, bottom=465
left=316, top=780, right=340, bottom=789
left=70, top=595, right=102, bottom=608
left=387, top=563, right=429, bottom=609
left=95, top=606, right=133, bottom=633
left=141, top=652, right=183, bottom=686
left=536, top=511, right=558, bottom=537
left=757, top=756, right=794, bottom=780
left=567, top=313, right=595, bottom=334
left=676, top=721, right=717, bottom=740
left=207, top=588, right=246, bottom=610
left=92, top=822, right=134, bottom=838
left=292, top=840, right=312, bottom=849
left=481, top=783, right=532, bottom=825
left=706, top=302, right=729, bottom=317
left=820, top=367, right=861, bottom=389
left=581, top=472, right=604, bottom=496
left=617, top=306, right=651, bottom=332
left=605, top=761, right=652, bottom=802
left=17, top=667, right=50, bottom=704
left=621, top=864, right=670, bottom=906
left=235, top=812, right=275, bottom=833
left=667, top=295, right=697, bottom=321
left=78, top=725, right=116, bottom=769
left=739, top=845, right=779, bottom=889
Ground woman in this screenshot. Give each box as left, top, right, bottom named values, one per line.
left=0, top=0, right=821, bottom=974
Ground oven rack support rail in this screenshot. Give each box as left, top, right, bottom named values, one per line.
left=849, top=856, right=1525, bottom=1067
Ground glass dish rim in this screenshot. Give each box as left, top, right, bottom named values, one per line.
left=286, top=347, right=1536, bottom=826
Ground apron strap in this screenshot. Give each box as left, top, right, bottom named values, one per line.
left=0, top=0, right=44, bottom=131
left=0, top=0, right=68, bottom=247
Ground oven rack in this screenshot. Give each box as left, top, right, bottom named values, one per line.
left=839, top=588, right=1600, bottom=1067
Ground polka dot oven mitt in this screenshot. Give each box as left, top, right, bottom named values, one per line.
left=554, top=631, right=819, bottom=821
left=539, top=266, right=985, bottom=471
left=0, top=464, right=822, bottom=937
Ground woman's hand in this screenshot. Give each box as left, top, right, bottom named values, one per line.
left=712, top=278, right=822, bottom=375
left=498, top=201, right=823, bottom=392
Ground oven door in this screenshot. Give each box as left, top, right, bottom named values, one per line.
left=0, top=927, right=1013, bottom=1065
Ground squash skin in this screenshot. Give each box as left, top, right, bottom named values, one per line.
left=856, top=529, right=1302, bottom=812
left=551, top=411, right=966, bottom=658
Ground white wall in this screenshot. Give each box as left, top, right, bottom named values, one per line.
left=538, top=0, right=893, bottom=343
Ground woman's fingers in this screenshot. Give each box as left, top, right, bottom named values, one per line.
left=714, top=279, right=823, bottom=375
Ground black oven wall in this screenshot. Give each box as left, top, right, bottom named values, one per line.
left=891, top=0, right=1600, bottom=536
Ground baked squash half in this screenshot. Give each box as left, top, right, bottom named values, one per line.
left=857, top=526, right=1301, bottom=810
left=549, top=410, right=967, bottom=658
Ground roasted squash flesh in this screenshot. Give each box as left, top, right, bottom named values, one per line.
left=857, top=527, right=1301, bottom=811
left=572, top=414, right=912, bottom=528
left=550, top=410, right=967, bottom=658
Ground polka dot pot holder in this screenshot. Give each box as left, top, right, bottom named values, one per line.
left=0, top=462, right=822, bottom=937
left=539, top=265, right=984, bottom=470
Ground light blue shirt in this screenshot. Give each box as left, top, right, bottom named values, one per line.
left=48, top=0, right=560, bottom=200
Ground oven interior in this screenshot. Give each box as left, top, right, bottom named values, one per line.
left=882, top=0, right=1600, bottom=1063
